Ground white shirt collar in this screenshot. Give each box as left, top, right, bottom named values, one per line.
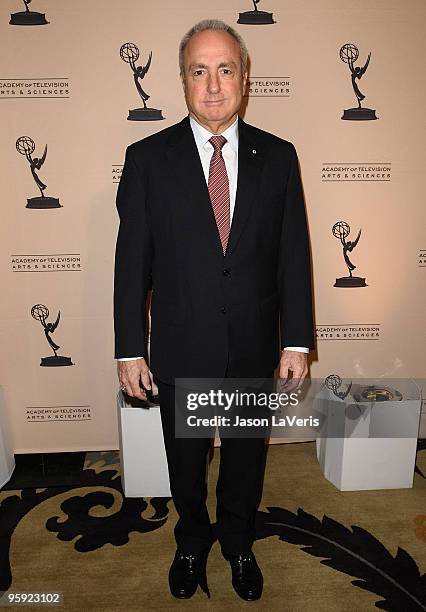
left=189, top=114, right=239, bottom=153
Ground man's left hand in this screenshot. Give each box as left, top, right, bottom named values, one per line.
left=279, top=350, right=308, bottom=391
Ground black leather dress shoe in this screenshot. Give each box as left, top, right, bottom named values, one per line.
left=228, top=551, right=263, bottom=601
left=169, top=549, right=210, bottom=599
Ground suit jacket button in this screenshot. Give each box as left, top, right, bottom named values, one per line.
left=222, top=269, right=230, bottom=277
left=221, top=307, right=227, bottom=314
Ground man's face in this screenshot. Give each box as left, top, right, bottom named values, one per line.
left=181, top=29, right=247, bottom=133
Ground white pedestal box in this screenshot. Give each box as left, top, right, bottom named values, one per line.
left=117, top=391, right=171, bottom=497
left=315, top=379, right=422, bottom=491
left=0, top=387, right=15, bottom=488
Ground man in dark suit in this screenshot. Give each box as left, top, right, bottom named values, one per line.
left=114, top=19, right=314, bottom=601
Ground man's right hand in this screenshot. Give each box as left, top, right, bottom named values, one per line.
left=117, top=358, right=152, bottom=401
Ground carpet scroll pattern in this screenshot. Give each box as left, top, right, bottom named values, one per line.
left=0, top=444, right=425, bottom=611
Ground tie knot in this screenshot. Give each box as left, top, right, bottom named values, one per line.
left=209, top=135, right=227, bottom=152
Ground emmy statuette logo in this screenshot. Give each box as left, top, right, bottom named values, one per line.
left=31, top=304, right=74, bottom=367
left=9, top=0, right=49, bottom=26
left=332, top=221, right=367, bottom=287
left=16, top=137, right=61, bottom=209
left=120, top=43, right=164, bottom=121
left=340, top=44, right=378, bottom=120
left=237, top=0, right=275, bottom=25
left=325, top=374, right=352, bottom=400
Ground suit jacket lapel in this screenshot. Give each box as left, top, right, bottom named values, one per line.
left=166, top=117, right=224, bottom=262
left=165, top=116, right=263, bottom=261
left=225, top=118, right=263, bottom=258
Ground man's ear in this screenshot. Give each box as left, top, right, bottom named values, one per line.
left=180, top=73, right=186, bottom=92
left=242, top=71, right=248, bottom=91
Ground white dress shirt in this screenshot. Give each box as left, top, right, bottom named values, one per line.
left=190, top=114, right=239, bottom=222
left=118, top=114, right=308, bottom=360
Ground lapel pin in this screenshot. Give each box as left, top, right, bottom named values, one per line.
left=252, top=149, right=257, bottom=155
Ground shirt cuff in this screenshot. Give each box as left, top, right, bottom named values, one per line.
left=117, top=356, right=144, bottom=361
left=282, top=347, right=309, bottom=353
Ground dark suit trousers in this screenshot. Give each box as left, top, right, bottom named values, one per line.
left=157, top=366, right=272, bottom=556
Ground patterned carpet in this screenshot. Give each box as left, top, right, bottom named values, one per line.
left=0, top=442, right=425, bottom=611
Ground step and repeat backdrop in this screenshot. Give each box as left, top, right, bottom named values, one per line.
left=0, top=0, right=425, bottom=452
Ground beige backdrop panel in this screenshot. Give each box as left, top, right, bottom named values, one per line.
left=0, top=0, right=424, bottom=452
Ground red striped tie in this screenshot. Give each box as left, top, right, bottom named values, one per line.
left=208, top=135, right=230, bottom=255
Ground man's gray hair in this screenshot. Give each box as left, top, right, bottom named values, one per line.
left=179, top=19, right=249, bottom=77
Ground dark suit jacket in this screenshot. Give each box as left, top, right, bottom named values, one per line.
left=114, top=116, right=315, bottom=384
